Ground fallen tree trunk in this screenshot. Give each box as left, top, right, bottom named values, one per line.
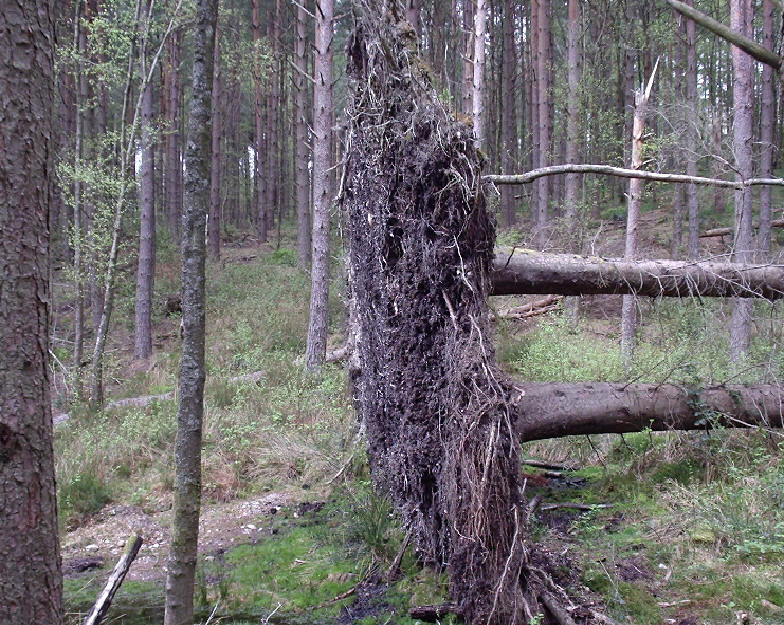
left=666, top=0, right=782, bottom=71
left=516, top=382, right=784, bottom=442
left=490, top=249, right=784, bottom=299
left=700, top=218, right=784, bottom=238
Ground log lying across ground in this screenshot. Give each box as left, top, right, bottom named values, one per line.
left=516, top=382, right=784, bottom=442
left=700, top=218, right=784, bottom=238
left=490, top=249, right=784, bottom=299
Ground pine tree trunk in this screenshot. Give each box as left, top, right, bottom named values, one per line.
left=163, top=1, right=218, bottom=623
left=500, top=0, right=517, bottom=227
left=759, top=0, right=775, bottom=256
left=472, top=0, right=486, bottom=148
left=295, top=1, right=311, bottom=268
left=0, top=2, right=63, bottom=622
left=166, top=26, right=182, bottom=238
left=252, top=0, right=268, bottom=243
left=685, top=0, right=699, bottom=260
left=729, top=0, right=754, bottom=363
left=535, top=0, right=551, bottom=248
left=133, top=54, right=156, bottom=362
left=461, top=0, right=474, bottom=117
left=305, top=0, right=334, bottom=370
left=208, top=19, right=222, bottom=259
left=73, top=2, right=86, bottom=393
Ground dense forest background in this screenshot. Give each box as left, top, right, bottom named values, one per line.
left=4, top=0, right=784, bottom=624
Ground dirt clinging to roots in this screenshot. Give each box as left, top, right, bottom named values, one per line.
left=342, top=3, right=538, bottom=622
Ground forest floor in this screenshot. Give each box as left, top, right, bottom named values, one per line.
left=55, top=208, right=784, bottom=625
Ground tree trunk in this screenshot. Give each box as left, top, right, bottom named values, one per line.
left=134, top=30, right=157, bottom=363
left=208, top=18, right=222, bottom=260
left=516, top=382, right=784, bottom=442
left=729, top=0, right=754, bottom=363
left=685, top=0, right=699, bottom=260
left=166, top=26, right=182, bottom=238
left=163, top=1, right=217, bottom=624
left=0, top=2, right=62, bottom=622
left=73, top=1, right=86, bottom=394
left=535, top=0, right=551, bottom=248
left=500, top=0, right=517, bottom=227
left=489, top=249, right=784, bottom=300
left=621, top=65, right=656, bottom=368
left=564, top=0, right=581, bottom=233
left=472, top=0, right=486, bottom=148
left=252, top=0, right=268, bottom=243
left=461, top=0, right=474, bottom=117
left=305, top=0, right=334, bottom=370
left=759, top=0, right=775, bottom=257
left=295, top=0, right=311, bottom=268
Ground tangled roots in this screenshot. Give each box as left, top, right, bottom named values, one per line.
left=342, top=2, right=537, bottom=622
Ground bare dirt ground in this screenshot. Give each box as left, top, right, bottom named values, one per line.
left=61, top=492, right=292, bottom=582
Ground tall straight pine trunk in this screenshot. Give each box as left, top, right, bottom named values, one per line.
left=305, top=0, right=334, bottom=369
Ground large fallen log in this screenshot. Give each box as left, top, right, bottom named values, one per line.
left=490, top=249, right=784, bottom=299
left=516, top=382, right=784, bottom=442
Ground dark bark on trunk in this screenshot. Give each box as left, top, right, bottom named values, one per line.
left=305, top=0, right=334, bottom=370
left=208, top=20, right=222, bottom=260
left=0, top=2, right=62, bottom=622
left=490, top=249, right=784, bottom=300
left=295, top=1, right=311, bottom=268
left=134, top=44, right=156, bottom=362
left=517, top=382, right=784, bottom=442
left=729, top=0, right=754, bottom=362
left=163, top=0, right=217, bottom=623
left=535, top=0, right=550, bottom=248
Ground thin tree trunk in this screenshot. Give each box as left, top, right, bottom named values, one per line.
left=462, top=0, right=474, bottom=117
left=133, top=43, right=156, bottom=363
left=535, top=0, right=550, bottom=248
left=0, top=1, right=62, bottom=622
left=166, top=26, right=182, bottom=237
left=208, top=18, right=222, bottom=259
left=163, top=1, right=218, bottom=623
left=73, top=1, right=86, bottom=393
left=729, top=0, right=754, bottom=363
left=759, top=0, right=775, bottom=257
left=564, top=0, right=580, bottom=234
left=252, top=0, right=268, bottom=243
left=295, top=0, right=311, bottom=268
left=685, top=0, right=699, bottom=259
left=500, top=0, right=517, bottom=227
left=621, top=63, right=657, bottom=368
left=472, top=0, right=486, bottom=148
left=305, top=0, right=334, bottom=370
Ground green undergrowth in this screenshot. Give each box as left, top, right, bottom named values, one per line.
left=55, top=244, right=352, bottom=527
left=64, top=487, right=454, bottom=625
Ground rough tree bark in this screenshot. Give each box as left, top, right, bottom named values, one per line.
left=165, top=24, right=182, bottom=237
left=163, top=0, right=217, bottom=623
left=729, top=0, right=754, bottom=363
left=134, top=26, right=156, bottom=363
left=305, top=0, right=334, bottom=370
left=0, top=1, right=62, bottom=622
left=535, top=0, right=551, bottom=248
left=73, top=1, right=86, bottom=392
left=489, top=250, right=784, bottom=299
left=294, top=0, right=311, bottom=268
